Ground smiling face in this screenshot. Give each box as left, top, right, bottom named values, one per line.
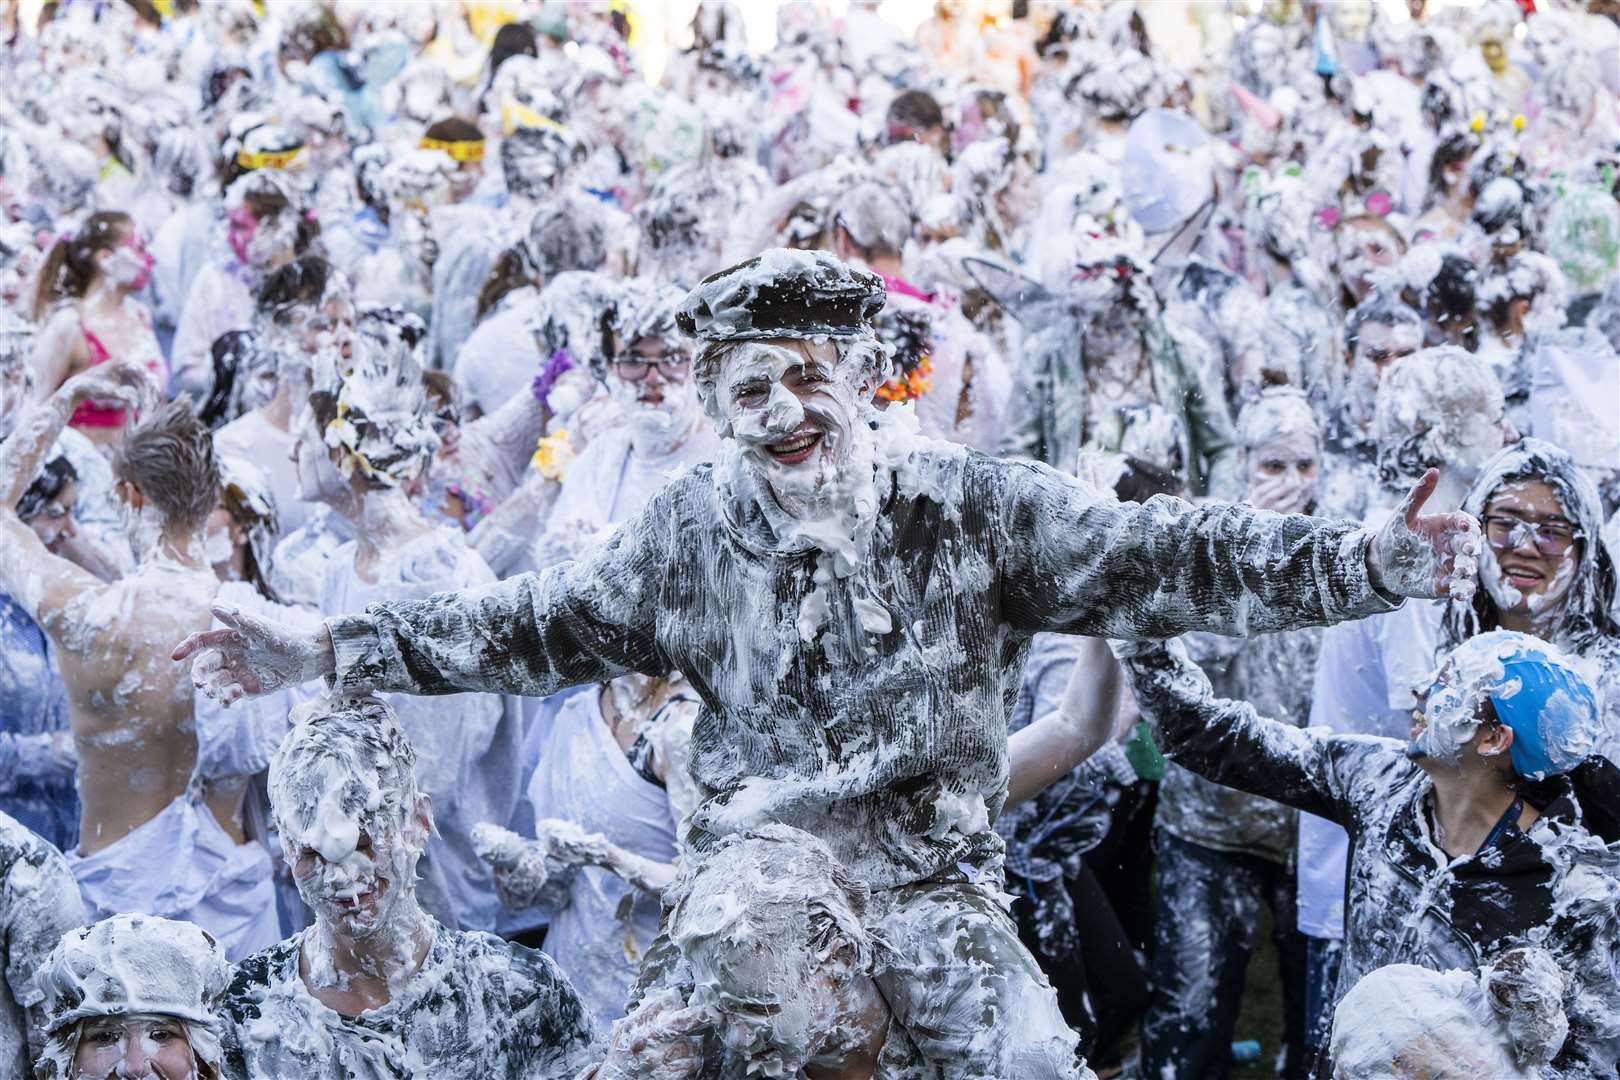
left=1480, top=480, right=1581, bottom=622
left=607, top=335, right=698, bottom=450
left=73, top=1015, right=197, bottom=1080
left=712, top=339, right=872, bottom=505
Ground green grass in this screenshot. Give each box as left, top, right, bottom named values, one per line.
left=1231, top=900, right=1288, bottom=1079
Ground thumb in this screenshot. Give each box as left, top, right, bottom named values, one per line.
left=211, top=601, right=253, bottom=633
left=1398, top=468, right=1439, bottom=529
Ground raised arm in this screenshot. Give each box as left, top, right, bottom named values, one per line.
left=995, top=455, right=1479, bottom=640
left=1117, top=638, right=1383, bottom=826
left=0, top=363, right=151, bottom=625
left=1006, top=635, right=1122, bottom=808
left=178, top=487, right=678, bottom=703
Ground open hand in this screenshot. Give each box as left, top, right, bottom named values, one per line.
left=1368, top=469, right=1483, bottom=601
left=172, top=601, right=334, bottom=706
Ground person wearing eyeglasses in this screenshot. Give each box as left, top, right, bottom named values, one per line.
left=1443, top=438, right=1620, bottom=755
left=527, top=278, right=720, bottom=572
left=1118, top=630, right=1620, bottom=1079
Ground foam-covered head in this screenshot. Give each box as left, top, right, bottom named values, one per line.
left=111, top=399, right=220, bottom=541
left=1409, top=630, right=1600, bottom=777
left=1374, top=345, right=1509, bottom=496
left=1451, top=438, right=1618, bottom=651
left=36, top=914, right=231, bottom=1078
left=1237, top=387, right=1321, bottom=514
left=269, top=695, right=428, bottom=937
left=603, top=279, right=701, bottom=453
left=1330, top=960, right=1553, bottom=1079
left=668, top=825, right=876, bottom=1077
left=308, top=307, right=438, bottom=489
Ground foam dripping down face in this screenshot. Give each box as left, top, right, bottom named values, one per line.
left=714, top=339, right=871, bottom=513
left=276, top=752, right=424, bottom=941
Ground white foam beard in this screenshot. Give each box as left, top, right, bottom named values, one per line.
left=714, top=341, right=894, bottom=650
left=607, top=369, right=701, bottom=458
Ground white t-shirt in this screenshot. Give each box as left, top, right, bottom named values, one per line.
left=215, top=409, right=312, bottom=540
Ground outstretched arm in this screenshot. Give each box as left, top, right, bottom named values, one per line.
left=177, top=486, right=678, bottom=703
left=1006, top=636, right=1121, bottom=808
left=1116, top=638, right=1386, bottom=827
left=996, top=455, right=1479, bottom=640
left=0, top=363, right=152, bottom=625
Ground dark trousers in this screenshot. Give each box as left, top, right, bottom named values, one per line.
left=1142, top=832, right=1310, bottom=1080
left=1302, top=933, right=1344, bottom=1067
left=1010, top=864, right=1149, bottom=1068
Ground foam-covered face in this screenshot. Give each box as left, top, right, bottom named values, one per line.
left=1407, top=657, right=1491, bottom=765
left=1347, top=320, right=1423, bottom=429
left=1480, top=480, right=1580, bottom=622
left=226, top=206, right=257, bottom=267
left=279, top=755, right=425, bottom=940
left=714, top=340, right=867, bottom=502
left=102, top=231, right=154, bottom=293
left=73, top=1014, right=196, bottom=1079
left=607, top=336, right=698, bottom=452
left=686, top=935, right=843, bottom=1078
left=1336, top=223, right=1402, bottom=303
left=1246, top=430, right=1319, bottom=514
left=26, top=480, right=78, bottom=551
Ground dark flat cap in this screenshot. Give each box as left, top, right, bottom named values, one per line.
left=677, top=249, right=886, bottom=342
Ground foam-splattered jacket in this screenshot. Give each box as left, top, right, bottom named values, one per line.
left=220, top=923, right=597, bottom=1080
left=0, top=812, right=86, bottom=1080
left=327, top=444, right=1396, bottom=890
left=1124, top=641, right=1620, bottom=1077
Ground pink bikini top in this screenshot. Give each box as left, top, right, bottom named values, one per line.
left=70, top=319, right=167, bottom=429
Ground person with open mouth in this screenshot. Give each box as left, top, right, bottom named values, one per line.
left=178, top=248, right=1486, bottom=1080
left=1442, top=438, right=1620, bottom=754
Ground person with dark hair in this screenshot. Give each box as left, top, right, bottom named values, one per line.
left=1121, top=629, right=1620, bottom=1079
left=1332, top=214, right=1407, bottom=310
left=212, top=256, right=356, bottom=546
left=1405, top=251, right=1480, bottom=350
left=28, top=211, right=166, bottom=447
left=172, top=172, right=320, bottom=400
left=181, top=250, right=1484, bottom=1080
left=0, top=360, right=280, bottom=962
left=485, top=21, right=539, bottom=94
left=421, top=116, right=486, bottom=203
left=884, top=89, right=949, bottom=157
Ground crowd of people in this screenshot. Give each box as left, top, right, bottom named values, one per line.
left=0, top=0, right=1617, bottom=1077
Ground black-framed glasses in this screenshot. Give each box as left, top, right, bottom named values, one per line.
left=1482, top=513, right=1578, bottom=557
left=612, top=355, right=690, bottom=382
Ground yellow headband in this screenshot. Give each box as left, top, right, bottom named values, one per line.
left=236, top=146, right=305, bottom=171
left=501, top=101, right=568, bottom=139
left=420, top=136, right=486, bottom=163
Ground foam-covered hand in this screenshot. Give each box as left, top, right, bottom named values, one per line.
left=1368, top=468, right=1483, bottom=600
left=595, top=989, right=710, bottom=1080
left=172, top=602, right=334, bottom=706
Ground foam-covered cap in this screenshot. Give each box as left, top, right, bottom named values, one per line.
left=40, top=914, right=231, bottom=1034
left=676, top=249, right=886, bottom=342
